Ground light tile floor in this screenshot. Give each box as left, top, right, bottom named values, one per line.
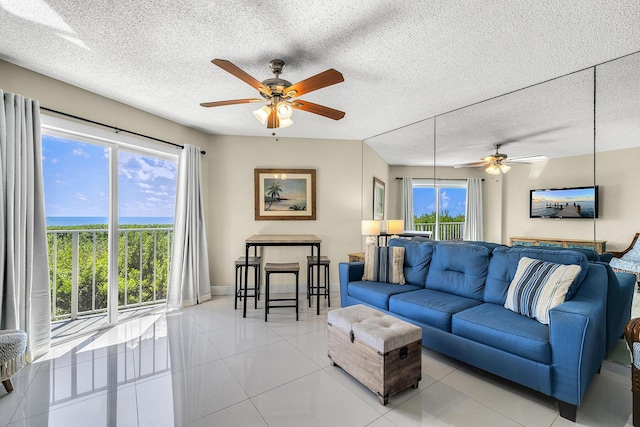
left=1, top=289, right=638, bottom=427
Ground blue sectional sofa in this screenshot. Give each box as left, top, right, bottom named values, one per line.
left=339, top=238, right=635, bottom=421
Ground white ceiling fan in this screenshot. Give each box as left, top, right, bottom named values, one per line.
left=454, top=144, right=546, bottom=175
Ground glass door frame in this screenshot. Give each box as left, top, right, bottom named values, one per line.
left=42, top=114, right=178, bottom=328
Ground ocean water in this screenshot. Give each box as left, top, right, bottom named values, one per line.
left=46, top=216, right=174, bottom=226
left=530, top=201, right=595, bottom=218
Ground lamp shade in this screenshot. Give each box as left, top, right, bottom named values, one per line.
left=279, top=117, right=293, bottom=128
left=500, top=163, right=511, bottom=173
left=386, top=220, right=404, bottom=235
left=253, top=106, right=271, bottom=124
left=276, top=101, right=293, bottom=119
left=361, top=220, right=380, bottom=236
left=485, top=164, right=501, bottom=175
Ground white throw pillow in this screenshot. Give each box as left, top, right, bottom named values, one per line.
left=362, top=245, right=406, bottom=284
left=504, top=257, right=581, bottom=324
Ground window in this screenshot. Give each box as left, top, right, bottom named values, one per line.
left=41, top=115, right=177, bottom=328
left=412, top=179, right=467, bottom=240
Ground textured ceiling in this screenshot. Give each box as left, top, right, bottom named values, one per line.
left=1, top=0, right=639, bottom=166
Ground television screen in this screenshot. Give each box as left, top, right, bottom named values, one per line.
left=529, top=186, right=598, bottom=219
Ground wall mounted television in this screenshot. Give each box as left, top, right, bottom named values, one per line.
left=529, top=186, right=599, bottom=219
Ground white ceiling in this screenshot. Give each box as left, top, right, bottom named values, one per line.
left=1, top=1, right=639, bottom=166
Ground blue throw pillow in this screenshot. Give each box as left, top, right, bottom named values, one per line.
left=389, top=238, right=433, bottom=286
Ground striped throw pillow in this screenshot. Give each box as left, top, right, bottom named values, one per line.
left=504, top=257, right=581, bottom=324
left=363, top=245, right=406, bottom=284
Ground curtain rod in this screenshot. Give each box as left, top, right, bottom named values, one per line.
left=40, top=106, right=206, bottom=155
left=395, top=177, right=483, bottom=181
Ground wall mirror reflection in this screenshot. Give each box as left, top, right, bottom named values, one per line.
left=364, top=50, right=640, bottom=254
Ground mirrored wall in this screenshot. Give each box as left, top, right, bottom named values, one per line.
left=363, top=50, right=640, bottom=251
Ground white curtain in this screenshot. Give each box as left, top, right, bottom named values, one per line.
left=167, top=144, right=211, bottom=309
left=0, top=91, right=51, bottom=361
left=401, top=176, right=414, bottom=231
left=463, top=178, right=483, bottom=241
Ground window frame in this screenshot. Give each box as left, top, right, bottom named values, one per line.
left=41, top=114, right=178, bottom=324
left=412, top=179, right=467, bottom=240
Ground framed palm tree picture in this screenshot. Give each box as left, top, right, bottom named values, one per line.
left=254, top=168, right=316, bottom=220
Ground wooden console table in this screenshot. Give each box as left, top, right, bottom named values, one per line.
left=510, top=236, right=607, bottom=254
left=348, top=252, right=365, bottom=262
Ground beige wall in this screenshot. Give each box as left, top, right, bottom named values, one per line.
left=204, top=135, right=363, bottom=291
left=503, top=147, right=640, bottom=252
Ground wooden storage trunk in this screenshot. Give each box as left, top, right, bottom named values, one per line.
left=327, top=304, right=422, bottom=405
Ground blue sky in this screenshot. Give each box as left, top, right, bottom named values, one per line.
left=42, top=134, right=177, bottom=217
left=531, top=188, right=595, bottom=203
left=413, top=187, right=467, bottom=217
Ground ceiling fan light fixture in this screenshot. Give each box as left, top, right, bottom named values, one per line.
left=276, top=101, right=293, bottom=120
left=253, top=105, right=271, bottom=124
left=485, top=164, right=501, bottom=175
left=203, top=59, right=345, bottom=129
left=278, top=117, right=293, bottom=128
left=500, top=163, right=511, bottom=173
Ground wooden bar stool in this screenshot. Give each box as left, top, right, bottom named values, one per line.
left=234, top=256, right=262, bottom=310
left=264, top=262, right=300, bottom=321
left=307, top=255, right=330, bottom=307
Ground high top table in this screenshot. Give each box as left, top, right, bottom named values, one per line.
left=244, top=234, right=323, bottom=317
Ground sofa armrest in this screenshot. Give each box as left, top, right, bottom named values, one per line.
left=599, top=253, right=614, bottom=263
left=548, top=263, right=607, bottom=406
left=339, top=262, right=364, bottom=306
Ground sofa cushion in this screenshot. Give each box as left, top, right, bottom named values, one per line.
left=452, top=303, right=551, bottom=364
left=513, top=244, right=601, bottom=262
left=449, top=240, right=507, bottom=253
left=425, top=243, right=490, bottom=301
left=347, top=281, right=421, bottom=310
left=390, top=289, right=482, bottom=331
left=599, top=252, right=614, bottom=264
left=484, top=246, right=589, bottom=305
left=363, top=245, right=406, bottom=284
left=389, top=238, right=434, bottom=287
left=504, top=257, right=581, bottom=324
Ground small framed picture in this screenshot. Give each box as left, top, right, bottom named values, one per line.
left=373, top=177, right=385, bottom=220
left=254, top=168, right=316, bottom=220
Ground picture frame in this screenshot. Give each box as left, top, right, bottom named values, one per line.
left=373, top=177, right=385, bottom=220
left=254, top=168, right=316, bottom=220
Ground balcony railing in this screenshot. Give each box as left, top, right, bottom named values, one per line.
left=413, top=221, right=465, bottom=241
left=47, top=227, right=173, bottom=321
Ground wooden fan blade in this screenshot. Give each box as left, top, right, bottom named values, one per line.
left=211, top=59, right=272, bottom=96
left=291, top=100, right=345, bottom=120
left=200, top=98, right=263, bottom=107
left=284, top=69, right=344, bottom=97
left=267, top=110, right=279, bottom=128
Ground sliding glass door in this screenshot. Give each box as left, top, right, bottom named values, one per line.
left=42, top=127, right=176, bottom=337
left=116, top=149, right=176, bottom=322
left=412, top=179, right=467, bottom=240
